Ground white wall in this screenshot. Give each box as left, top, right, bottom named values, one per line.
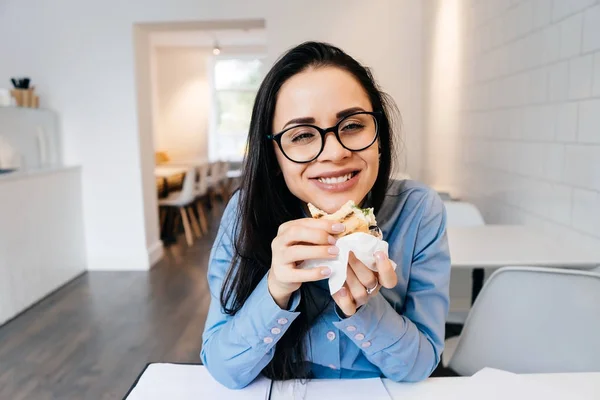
left=0, top=0, right=423, bottom=270
left=152, top=47, right=211, bottom=162
left=423, top=0, right=600, bottom=254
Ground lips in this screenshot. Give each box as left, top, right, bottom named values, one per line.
left=310, top=169, right=361, bottom=193
left=316, top=171, right=358, bottom=184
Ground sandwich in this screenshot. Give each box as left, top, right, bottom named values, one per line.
left=308, top=200, right=382, bottom=239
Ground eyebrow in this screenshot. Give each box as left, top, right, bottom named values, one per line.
left=281, top=107, right=367, bottom=129
left=336, top=107, right=367, bottom=119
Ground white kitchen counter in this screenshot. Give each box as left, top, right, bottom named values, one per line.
left=0, top=165, right=80, bottom=181
left=0, top=165, right=86, bottom=325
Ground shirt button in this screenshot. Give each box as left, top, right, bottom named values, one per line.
left=346, top=325, right=357, bottom=332
left=277, top=318, right=288, bottom=325
left=263, top=337, right=274, bottom=344
left=354, top=333, right=365, bottom=341
left=271, top=327, right=281, bottom=335
left=361, top=341, right=371, bottom=348
left=328, top=364, right=337, bottom=370
left=326, top=331, right=336, bottom=341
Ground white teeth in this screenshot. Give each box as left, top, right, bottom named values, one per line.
left=318, top=173, right=353, bottom=184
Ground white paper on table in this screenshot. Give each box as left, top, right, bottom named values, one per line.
left=272, top=378, right=391, bottom=400
left=125, top=364, right=272, bottom=400
left=458, top=368, right=583, bottom=400
left=298, top=232, right=397, bottom=295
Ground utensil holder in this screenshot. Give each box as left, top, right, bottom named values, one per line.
left=10, top=88, right=39, bottom=108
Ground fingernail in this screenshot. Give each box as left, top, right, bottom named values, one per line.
left=328, top=235, right=337, bottom=245
left=332, top=223, right=345, bottom=233
left=375, top=251, right=386, bottom=261
left=339, top=288, right=348, bottom=297
left=321, top=267, right=332, bottom=276
left=328, top=246, right=339, bottom=255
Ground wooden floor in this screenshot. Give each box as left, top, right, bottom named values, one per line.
left=0, top=207, right=223, bottom=400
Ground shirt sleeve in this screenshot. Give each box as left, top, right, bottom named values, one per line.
left=200, top=193, right=302, bottom=389
left=333, top=188, right=450, bottom=381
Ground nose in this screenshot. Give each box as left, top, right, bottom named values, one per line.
left=317, top=131, right=352, bottom=163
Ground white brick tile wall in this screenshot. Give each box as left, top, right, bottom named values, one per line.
left=533, top=0, right=553, bottom=29
left=568, top=54, right=594, bottom=99
left=564, top=145, right=600, bottom=190
left=582, top=5, right=600, bottom=53
left=593, top=52, right=600, bottom=96
left=578, top=99, right=600, bottom=143
left=559, top=14, right=584, bottom=60
left=572, top=188, right=600, bottom=236
left=555, top=103, right=579, bottom=142
left=516, top=0, right=535, bottom=37
left=553, top=0, right=597, bottom=22
left=529, top=68, right=548, bottom=103
left=542, top=25, right=561, bottom=64
left=543, top=143, right=566, bottom=181
left=548, top=183, right=573, bottom=225
left=425, top=0, right=600, bottom=254
left=548, top=61, right=570, bottom=101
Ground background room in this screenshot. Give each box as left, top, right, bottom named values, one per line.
left=0, top=0, right=599, bottom=399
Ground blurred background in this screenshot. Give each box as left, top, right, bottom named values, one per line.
left=0, top=0, right=599, bottom=398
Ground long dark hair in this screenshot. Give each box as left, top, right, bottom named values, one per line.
left=220, top=42, right=397, bottom=380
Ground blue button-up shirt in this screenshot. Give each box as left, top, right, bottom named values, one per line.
left=201, top=180, right=450, bottom=389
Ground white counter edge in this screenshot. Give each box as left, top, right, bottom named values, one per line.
left=0, top=165, right=81, bottom=182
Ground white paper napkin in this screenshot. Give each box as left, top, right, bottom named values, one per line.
left=299, top=232, right=397, bottom=295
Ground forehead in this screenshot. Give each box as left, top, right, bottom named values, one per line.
left=273, top=66, right=372, bottom=130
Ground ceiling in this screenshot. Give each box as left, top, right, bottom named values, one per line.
left=150, top=28, right=266, bottom=48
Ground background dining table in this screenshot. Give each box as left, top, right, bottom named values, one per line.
left=448, top=225, right=600, bottom=302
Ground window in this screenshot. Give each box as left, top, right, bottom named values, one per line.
left=210, top=57, right=264, bottom=162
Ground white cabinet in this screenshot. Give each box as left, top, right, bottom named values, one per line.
left=0, top=166, right=86, bottom=325
left=0, top=250, right=15, bottom=325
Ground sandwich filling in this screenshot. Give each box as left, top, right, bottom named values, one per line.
left=308, top=200, right=382, bottom=239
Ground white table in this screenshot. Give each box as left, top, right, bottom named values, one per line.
left=125, top=364, right=600, bottom=400
left=166, top=159, right=209, bottom=168
left=227, top=169, right=242, bottom=178
left=155, top=166, right=189, bottom=178
left=448, top=225, right=600, bottom=269
left=447, top=225, right=600, bottom=303
left=377, top=372, right=600, bottom=400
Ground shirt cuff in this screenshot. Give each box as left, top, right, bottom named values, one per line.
left=333, top=292, right=409, bottom=354
left=235, top=273, right=301, bottom=352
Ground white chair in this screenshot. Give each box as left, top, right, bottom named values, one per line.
left=218, top=161, right=231, bottom=200
left=159, top=167, right=202, bottom=246
left=445, top=267, right=600, bottom=375
left=193, top=164, right=210, bottom=235
left=437, top=192, right=452, bottom=201
left=444, top=201, right=486, bottom=326
left=443, top=201, right=485, bottom=227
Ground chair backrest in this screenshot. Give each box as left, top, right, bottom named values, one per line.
left=443, top=201, right=485, bottom=227
left=220, top=161, right=230, bottom=180
left=449, top=267, right=600, bottom=375
left=195, top=164, right=209, bottom=196
left=437, top=192, right=452, bottom=201
left=176, top=167, right=197, bottom=204
left=208, top=161, right=219, bottom=180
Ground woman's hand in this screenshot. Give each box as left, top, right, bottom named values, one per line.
left=268, top=218, right=345, bottom=309
left=333, top=251, right=398, bottom=317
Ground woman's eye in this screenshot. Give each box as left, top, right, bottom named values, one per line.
left=341, top=122, right=365, bottom=132
left=291, top=132, right=316, bottom=143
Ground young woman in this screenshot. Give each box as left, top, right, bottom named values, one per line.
left=201, top=42, right=450, bottom=389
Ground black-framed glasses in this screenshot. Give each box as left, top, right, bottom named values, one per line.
left=267, top=111, right=381, bottom=163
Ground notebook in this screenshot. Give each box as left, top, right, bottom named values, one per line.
left=125, top=363, right=272, bottom=400
left=125, top=363, right=392, bottom=399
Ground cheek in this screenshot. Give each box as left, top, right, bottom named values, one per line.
left=275, top=149, right=307, bottom=194
left=363, top=148, right=380, bottom=177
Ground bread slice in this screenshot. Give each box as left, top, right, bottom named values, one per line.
left=308, top=200, right=381, bottom=239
